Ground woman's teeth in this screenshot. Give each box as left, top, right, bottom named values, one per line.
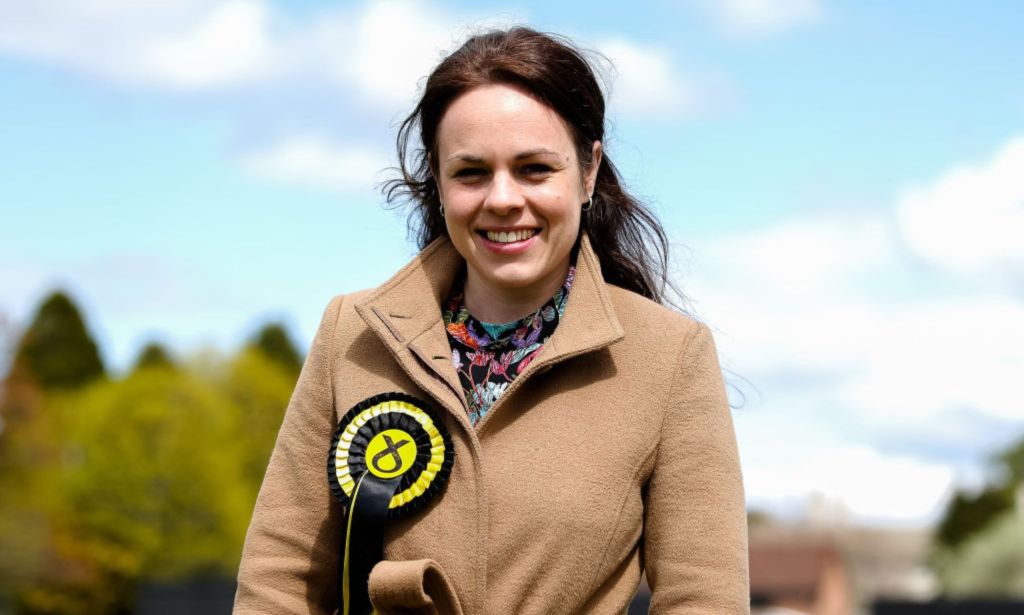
left=486, top=229, right=537, bottom=243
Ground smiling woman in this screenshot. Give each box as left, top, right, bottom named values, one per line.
left=435, top=83, right=600, bottom=323
left=234, top=27, right=749, bottom=615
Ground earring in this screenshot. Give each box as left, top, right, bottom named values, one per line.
left=439, top=201, right=445, bottom=218
left=581, top=197, right=593, bottom=212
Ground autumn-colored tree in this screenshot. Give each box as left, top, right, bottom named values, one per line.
left=1, top=291, right=106, bottom=608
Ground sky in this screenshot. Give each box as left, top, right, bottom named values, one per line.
left=1, top=0, right=1023, bottom=527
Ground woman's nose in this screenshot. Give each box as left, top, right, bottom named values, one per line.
left=482, top=171, right=524, bottom=214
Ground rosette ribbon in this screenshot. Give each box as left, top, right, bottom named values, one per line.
left=327, top=392, right=454, bottom=615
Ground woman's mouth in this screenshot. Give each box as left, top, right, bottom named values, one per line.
left=482, top=229, right=539, bottom=243
left=477, top=228, right=540, bottom=254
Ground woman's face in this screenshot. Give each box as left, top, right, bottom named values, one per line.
left=435, top=83, right=600, bottom=303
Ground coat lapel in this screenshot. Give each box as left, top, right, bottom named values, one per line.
left=537, top=233, right=625, bottom=364
left=352, top=238, right=468, bottom=423
left=353, top=233, right=625, bottom=427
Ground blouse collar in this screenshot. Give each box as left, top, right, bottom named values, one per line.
left=442, top=264, right=576, bottom=351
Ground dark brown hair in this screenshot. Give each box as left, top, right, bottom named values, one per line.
left=384, top=26, right=678, bottom=305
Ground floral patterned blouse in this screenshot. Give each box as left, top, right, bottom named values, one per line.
left=443, top=266, right=575, bottom=426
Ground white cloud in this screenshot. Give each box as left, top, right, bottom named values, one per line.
left=741, top=437, right=955, bottom=525
left=0, top=0, right=517, bottom=103
left=0, top=0, right=280, bottom=90
left=143, top=0, right=278, bottom=89
left=240, top=137, right=391, bottom=193
left=688, top=136, right=1024, bottom=525
left=699, top=213, right=894, bottom=292
left=0, top=1, right=726, bottom=121
left=303, top=1, right=522, bottom=106
left=839, top=298, right=1024, bottom=425
left=689, top=211, right=897, bottom=371
left=322, top=0, right=458, bottom=106
left=691, top=0, right=822, bottom=38
left=897, top=137, right=1024, bottom=279
left=597, top=39, right=732, bottom=119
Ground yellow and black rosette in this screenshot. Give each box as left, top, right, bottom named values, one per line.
left=327, top=392, right=454, bottom=615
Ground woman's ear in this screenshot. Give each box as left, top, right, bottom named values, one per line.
left=585, top=140, right=603, bottom=197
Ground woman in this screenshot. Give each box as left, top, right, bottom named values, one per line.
left=235, top=27, right=748, bottom=614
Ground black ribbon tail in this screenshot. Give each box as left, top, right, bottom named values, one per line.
left=340, top=474, right=400, bottom=615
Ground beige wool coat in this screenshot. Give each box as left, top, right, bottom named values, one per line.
left=234, top=233, right=749, bottom=614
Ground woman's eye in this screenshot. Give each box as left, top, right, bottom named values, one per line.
left=521, top=164, right=553, bottom=176
left=453, top=168, right=485, bottom=179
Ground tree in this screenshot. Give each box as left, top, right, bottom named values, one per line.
left=10, top=291, right=104, bottom=391
left=0, top=296, right=303, bottom=613
left=997, top=438, right=1024, bottom=486
left=248, top=323, right=302, bottom=377
left=932, top=434, right=1024, bottom=597
left=132, top=342, right=175, bottom=372
left=9, top=367, right=255, bottom=614
left=935, top=485, right=1016, bottom=550
left=221, top=348, right=296, bottom=490
left=936, top=511, right=1024, bottom=597
left=0, top=296, right=84, bottom=604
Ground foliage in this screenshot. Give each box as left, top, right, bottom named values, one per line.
left=935, top=511, right=1024, bottom=598
left=996, top=438, right=1024, bottom=485
left=248, top=323, right=302, bottom=377
left=931, top=433, right=1024, bottom=597
left=11, top=292, right=105, bottom=391
left=935, top=485, right=1016, bottom=550
left=132, top=343, right=176, bottom=372
left=214, top=347, right=295, bottom=494
left=0, top=292, right=298, bottom=614
left=4, top=368, right=251, bottom=612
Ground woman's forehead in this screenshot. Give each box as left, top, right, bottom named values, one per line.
left=436, top=84, right=575, bottom=159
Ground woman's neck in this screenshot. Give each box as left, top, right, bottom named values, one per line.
left=462, top=260, right=570, bottom=324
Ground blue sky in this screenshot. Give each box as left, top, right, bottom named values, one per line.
left=2, top=0, right=1023, bottom=526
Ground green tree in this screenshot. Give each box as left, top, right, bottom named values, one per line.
left=997, top=438, right=1024, bottom=485
left=935, top=485, right=1016, bottom=550
left=1, top=299, right=303, bottom=613
left=11, top=291, right=104, bottom=391
left=221, top=348, right=296, bottom=490
left=932, top=434, right=1024, bottom=597
left=248, top=323, right=302, bottom=377
left=132, top=342, right=176, bottom=372
left=9, top=367, right=255, bottom=614
left=937, top=510, right=1024, bottom=597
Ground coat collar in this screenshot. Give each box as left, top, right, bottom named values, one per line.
left=354, top=233, right=625, bottom=422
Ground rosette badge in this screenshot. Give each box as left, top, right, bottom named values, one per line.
left=327, top=393, right=454, bottom=615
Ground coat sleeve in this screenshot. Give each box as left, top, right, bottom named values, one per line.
left=643, top=323, right=749, bottom=614
left=234, top=295, right=345, bottom=614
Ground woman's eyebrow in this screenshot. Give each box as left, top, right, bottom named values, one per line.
left=444, top=148, right=564, bottom=164
left=446, top=153, right=485, bottom=164
left=514, top=148, right=562, bottom=160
